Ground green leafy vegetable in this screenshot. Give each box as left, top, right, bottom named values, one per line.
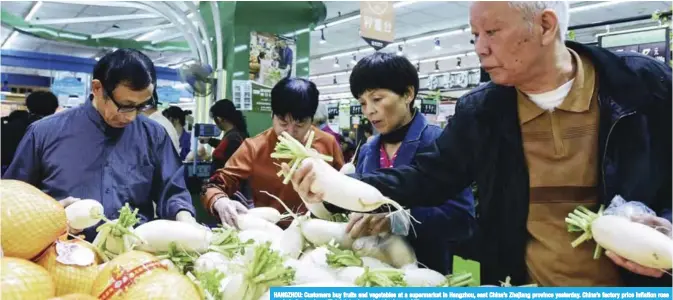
left=443, top=273, right=473, bottom=287
left=355, top=267, right=407, bottom=287
left=326, top=243, right=362, bottom=268
left=565, top=205, right=605, bottom=259
left=209, top=227, right=251, bottom=258
left=189, top=270, right=225, bottom=300
left=92, top=203, right=144, bottom=261
left=271, top=131, right=333, bottom=184
left=157, top=242, right=199, bottom=274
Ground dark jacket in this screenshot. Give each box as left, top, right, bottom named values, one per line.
left=353, top=41, right=672, bottom=286
left=355, top=112, right=476, bottom=274
left=1, top=113, right=43, bottom=174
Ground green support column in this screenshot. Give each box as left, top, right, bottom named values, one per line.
left=200, top=1, right=326, bottom=136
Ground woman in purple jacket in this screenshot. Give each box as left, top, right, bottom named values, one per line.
left=327, top=52, right=476, bottom=275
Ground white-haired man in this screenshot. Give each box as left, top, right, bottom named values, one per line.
left=286, top=1, right=672, bottom=286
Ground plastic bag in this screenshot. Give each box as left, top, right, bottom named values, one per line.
left=604, top=195, right=671, bottom=237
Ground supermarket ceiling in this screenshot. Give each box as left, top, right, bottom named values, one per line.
left=1, top=1, right=670, bottom=78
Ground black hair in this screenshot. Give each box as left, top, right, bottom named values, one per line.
left=93, top=48, right=157, bottom=98
left=163, top=106, right=187, bottom=126
left=210, top=99, right=249, bottom=137
left=25, top=91, right=59, bottom=116
left=271, top=77, right=319, bottom=122
left=349, top=52, right=419, bottom=112
left=7, top=110, right=29, bottom=121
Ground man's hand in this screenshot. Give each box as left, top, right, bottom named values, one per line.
left=282, top=160, right=324, bottom=204
left=345, top=212, right=391, bottom=239
left=606, top=214, right=672, bottom=278
left=213, top=197, right=248, bottom=229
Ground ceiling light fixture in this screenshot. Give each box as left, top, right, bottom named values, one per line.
left=396, top=45, right=404, bottom=56
left=333, top=58, right=340, bottom=68
left=351, top=54, right=357, bottom=65
left=320, top=29, right=327, bottom=44
left=434, top=38, right=441, bottom=50
left=456, top=58, right=462, bottom=69
left=570, top=0, right=629, bottom=13
left=434, top=61, right=440, bottom=72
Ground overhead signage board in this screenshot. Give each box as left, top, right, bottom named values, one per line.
left=599, top=27, right=669, bottom=64
left=360, top=1, right=395, bottom=50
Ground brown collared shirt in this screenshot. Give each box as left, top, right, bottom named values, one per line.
left=519, top=48, right=622, bottom=286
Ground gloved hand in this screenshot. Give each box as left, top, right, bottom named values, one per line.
left=345, top=212, right=391, bottom=239
left=212, top=196, right=249, bottom=229
left=606, top=214, right=672, bottom=278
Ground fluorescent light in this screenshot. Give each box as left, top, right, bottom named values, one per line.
left=232, top=71, right=245, bottom=77
left=2, top=32, right=19, bottom=49
left=315, top=15, right=360, bottom=31
left=310, top=70, right=351, bottom=80
left=570, top=1, right=629, bottom=13
left=419, top=51, right=475, bottom=64
left=320, top=47, right=375, bottom=61
left=296, top=57, right=309, bottom=64
left=25, top=1, right=43, bottom=21
left=32, top=13, right=159, bottom=25
left=58, top=32, right=88, bottom=40
left=392, top=28, right=467, bottom=47
left=91, top=23, right=175, bottom=39
left=136, top=29, right=161, bottom=41
left=234, top=45, right=248, bottom=53
left=393, top=1, right=417, bottom=9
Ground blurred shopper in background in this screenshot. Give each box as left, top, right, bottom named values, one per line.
left=1, top=91, right=59, bottom=174
left=3, top=49, right=197, bottom=241
left=143, top=91, right=180, bottom=154
left=200, top=99, right=249, bottom=171
left=335, top=52, right=476, bottom=275
left=313, top=102, right=341, bottom=146
left=164, top=106, right=191, bottom=161
left=201, top=78, right=344, bottom=228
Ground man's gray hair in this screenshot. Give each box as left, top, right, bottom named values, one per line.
left=508, top=1, right=570, bottom=41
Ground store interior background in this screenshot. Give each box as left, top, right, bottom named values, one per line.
left=1, top=0, right=671, bottom=283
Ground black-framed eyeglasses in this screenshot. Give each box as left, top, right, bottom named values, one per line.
left=104, top=90, right=154, bottom=113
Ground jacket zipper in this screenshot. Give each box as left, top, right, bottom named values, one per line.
left=602, top=111, right=636, bottom=197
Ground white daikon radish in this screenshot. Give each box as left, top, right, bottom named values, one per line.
left=248, top=207, right=282, bottom=224
left=237, top=214, right=283, bottom=236
left=403, top=268, right=446, bottom=287
left=272, top=132, right=417, bottom=223
left=300, top=219, right=353, bottom=248
left=239, top=229, right=279, bottom=245
left=134, top=219, right=213, bottom=253
left=566, top=205, right=673, bottom=269
left=361, top=257, right=393, bottom=269
left=271, top=219, right=304, bottom=259
left=298, top=246, right=331, bottom=269
left=336, top=266, right=365, bottom=284
left=65, top=199, right=104, bottom=230
left=221, top=242, right=294, bottom=300
left=337, top=266, right=406, bottom=287
left=284, top=258, right=336, bottom=285
left=339, top=142, right=360, bottom=175
left=351, top=234, right=417, bottom=268
left=194, top=251, right=230, bottom=274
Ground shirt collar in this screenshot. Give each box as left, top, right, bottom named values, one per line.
left=84, top=98, right=125, bottom=137
left=517, top=48, right=596, bottom=125
left=556, top=47, right=595, bottom=113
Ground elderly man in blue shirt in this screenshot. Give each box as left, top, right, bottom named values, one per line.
left=3, top=49, right=197, bottom=241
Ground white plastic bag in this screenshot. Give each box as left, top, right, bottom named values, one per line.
left=604, top=195, right=671, bottom=237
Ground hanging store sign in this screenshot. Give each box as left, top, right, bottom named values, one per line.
left=360, top=1, right=395, bottom=50
left=599, top=27, right=670, bottom=64
left=328, top=104, right=340, bottom=119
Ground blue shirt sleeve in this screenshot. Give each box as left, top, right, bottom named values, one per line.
left=2, top=124, right=41, bottom=185
left=152, top=132, right=196, bottom=219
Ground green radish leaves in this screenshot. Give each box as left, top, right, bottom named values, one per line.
left=271, top=131, right=334, bottom=184
left=326, top=242, right=363, bottom=268
left=565, top=205, right=605, bottom=259
left=355, top=267, right=407, bottom=287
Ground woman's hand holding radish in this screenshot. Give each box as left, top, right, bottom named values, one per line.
left=282, top=160, right=323, bottom=204
left=213, top=196, right=249, bottom=229
left=346, top=213, right=391, bottom=239
left=605, top=214, right=672, bottom=278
